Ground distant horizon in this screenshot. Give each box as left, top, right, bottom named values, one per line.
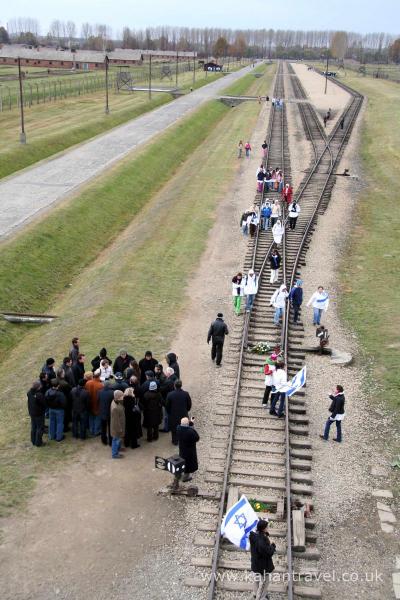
left=1, top=0, right=399, bottom=37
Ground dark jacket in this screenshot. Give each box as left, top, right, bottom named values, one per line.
left=160, top=373, right=177, bottom=401
left=249, top=531, right=276, bottom=575
left=207, top=318, right=229, bottom=344
left=177, top=424, right=199, bottom=473
left=56, top=378, right=72, bottom=402
left=62, top=363, right=76, bottom=387
left=69, top=345, right=80, bottom=365
left=328, top=393, right=345, bottom=418
left=138, top=357, right=158, bottom=384
left=113, top=354, right=133, bottom=375
left=165, top=389, right=192, bottom=430
left=91, top=354, right=112, bottom=372
left=45, top=388, right=67, bottom=410
left=166, top=353, right=180, bottom=379
left=142, top=390, right=163, bottom=428
left=269, top=254, right=281, bottom=270
left=71, top=385, right=90, bottom=414
left=41, top=364, right=56, bottom=381
left=139, top=378, right=159, bottom=398
left=124, top=361, right=141, bottom=382
left=123, top=395, right=142, bottom=439
left=27, top=388, right=46, bottom=417
left=98, top=387, right=115, bottom=420
left=289, top=286, right=303, bottom=306
left=72, top=362, right=85, bottom=384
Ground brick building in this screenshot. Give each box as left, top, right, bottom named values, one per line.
left=0, top=45, right=197, bottom=70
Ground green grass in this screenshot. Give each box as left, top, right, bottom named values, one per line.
left=0, top=100, right=229, bottom=362
left=0, top=92, right=171, bottom=179
left=222, top=63, right=269, bottom=96
left=336, top=73, right=400, bottom=412
left=0, top=60, right=276, bottom=516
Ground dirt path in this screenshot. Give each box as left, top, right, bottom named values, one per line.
left=0, top=83, right=273, bottom=600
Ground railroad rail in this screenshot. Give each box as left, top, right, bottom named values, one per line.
left=185, top=61, right=363, bottom=599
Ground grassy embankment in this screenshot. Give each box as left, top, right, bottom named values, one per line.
left=0, top=68, right=227, bottom=180
left=335, top=74, right=400, bottom=412
left=0, top=63, right=275, bottom=515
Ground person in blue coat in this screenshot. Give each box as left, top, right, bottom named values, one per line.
left=289, top=279, right=303, bottom=324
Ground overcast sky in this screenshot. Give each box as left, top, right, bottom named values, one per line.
left=2, top=0, right=400, bottom=36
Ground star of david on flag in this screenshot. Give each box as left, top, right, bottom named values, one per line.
left=279, top=365, right=307, bottom=397
left=220, top=495, right=258, bottom=550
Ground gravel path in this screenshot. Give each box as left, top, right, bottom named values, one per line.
left=0, top=64, right=255, bottom=241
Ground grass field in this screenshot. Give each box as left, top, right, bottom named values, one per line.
left=0, top=63, right=275, bottom=515
left=335, top=73, right=400, bottom=412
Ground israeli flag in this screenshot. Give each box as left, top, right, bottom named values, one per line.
left=220, top=495, right=258, bottom=550
left=280, top=365, right=307, bottom=397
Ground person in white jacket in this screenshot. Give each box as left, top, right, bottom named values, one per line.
left=307, top=286, right=330, bottom=325
left=272, top=219, right=285, bottom=245
left=288, top=201, right=301, bottom=230
left=270, top=284, right=289, bottom=325
left=270, top=362, right=288, bottom=417
left=244, top=269, right=259, bottom=312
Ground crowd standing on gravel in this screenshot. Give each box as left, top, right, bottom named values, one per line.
left=27, top=342, right=200, bottom=478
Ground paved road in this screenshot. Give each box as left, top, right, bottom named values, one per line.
left=0, top=65, right=255, bottom=240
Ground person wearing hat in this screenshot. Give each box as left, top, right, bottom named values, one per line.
left=207, top=313, right=229, bottom=366
left=249, top=519, right=276, bottom=600
left=244, top=270, right=259, bottom=312
left=138, top=351, right=158, bottom=384
left=288, top=200, right=301, bottom=230
left=289, top=280, right=303, bottom=324
left=270, top=284, right=289, bottom=326
left=110, top=390, right=125, bottom=458
left=91, top=347, right=112, bottom=372
left=142, top=380, right=163, bottom=442
left=176, top=417, right=199, bottom=482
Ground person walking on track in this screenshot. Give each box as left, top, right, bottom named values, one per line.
left=269, top=248, right=281, bottom=284
left=250, top=519, right=276, bottom=600
left=289, top=279, right=303, bottom=324
left=288, top=200, right=301, bottom=230
left=320, top=385, right=345, bottom=442
left=270, top=284, right=288, bottom=326
left=232, top=272, right=244, bottom=315
left=207, top=313, right=229, bottom=366
left=245, top=141, right=252, bottom=158
left=307, top=286, right=330, bottom=326
left=237, top=140, right=243, bottom=158
left=244, top=269, right=259, bottom=312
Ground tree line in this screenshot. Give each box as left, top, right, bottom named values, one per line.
left=1, top=19, right=399, bottom=63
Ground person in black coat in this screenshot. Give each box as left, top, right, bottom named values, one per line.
left=27, top=381, right=46, bottom=446
left=113, top=350, right=133, bottom=376
left=142, top=381, right=163, bottom=442
left=207, top=313, right=229, bottom=366
left=91, top=347, right=112, bottom=372
left=165, top=380, right=192, bottom=445
left=71, top=380, right=90, bottom=439
left=61, top=357, right=76, bottom=387
left=159, top=367, right=177, bottom=432
left=289, top=280, right=303, bottom=324
left=138, top=351, right=158, bottom=384
left=139, top=370, right=158, bottom=397
left=176, top=417, right=199, bottom=482
left=72, top=354, right=86, bottom=384
left=45, top=381, right=67, bottom=442
left=98, top=383, right=115, bottom=446
left=249, top=519, right=276, bottom=599
left=166, top=353, right=180, bottom=379
left=41, top=358, right=56, bottom=381
left=320, top=385, right=345, bottom=442
left=123, top=388, right=142, bottom=448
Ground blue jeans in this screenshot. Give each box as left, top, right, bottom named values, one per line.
left=242, top=223, right=248, bottom=236
left=89, top=414, right=101, bottom=436
left=274, top=307, right=283, bottom=324
left=270, top=393, right=286, bottom=416
left=246, top=294, right=255, bottom=311
left=112, top=437, right=122, bottom=457
left=324, top=418, right=342, bottom=442
left=49, top=408, right=64, bottom=441
left=313, top=307, right=323, bottom=325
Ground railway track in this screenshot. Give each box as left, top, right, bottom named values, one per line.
left=185, top=61, right=363, bottom=600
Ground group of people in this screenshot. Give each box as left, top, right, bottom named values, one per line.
left=238, top=140, right=252, bottom=158
left=27, top=340, right=200, bottom=480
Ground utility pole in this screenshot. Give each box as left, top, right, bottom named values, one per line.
left=149, top=53, right=152, bottom=100
left=105, top=54, right=109, bottom=113
left=17, top=57, right=26, bottom=144
left=324, top=51, right=329, bottom=95
left=193, top=51, right=196, bottom=86
left=175, top=50, right=179, bottom=87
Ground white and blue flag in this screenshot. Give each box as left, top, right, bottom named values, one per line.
left=280, top=365, right=307, bottom=397
left=220, top=495, right=258, bottom=550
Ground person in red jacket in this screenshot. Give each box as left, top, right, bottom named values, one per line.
left=281, top=183, right=293, bottom=204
